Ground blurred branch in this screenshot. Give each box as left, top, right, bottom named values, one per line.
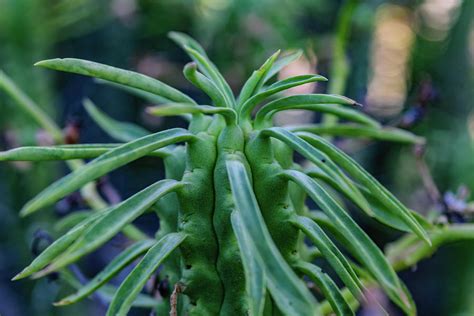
left=322, top=0, right=358, bottom=127
left=0, top=70, right=63, bottom=143
left=413, top=143, right=442, bottom=204
left=0, top=70, right=146, bottom=241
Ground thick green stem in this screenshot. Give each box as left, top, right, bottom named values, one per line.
left=155, top=146, right=187, bottom=315
left=245, top=132, right=301, bottom=265
left=213, top=123, right=248, bottom=315
left=177, top=131, right=223, bottom=315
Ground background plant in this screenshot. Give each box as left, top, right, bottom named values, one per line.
left=1, top=31, right=473, bottom=316
left=1, top=1, right=473, bottom=315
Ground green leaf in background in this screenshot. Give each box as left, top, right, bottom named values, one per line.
left=226, top=159, right=319, bottom=316
left=147, top=103, right=236, bottom=124
left=83, top=98, right=150, bottom=142
left=106, top=233, right=186, bottom=316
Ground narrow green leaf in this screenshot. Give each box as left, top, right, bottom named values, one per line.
left=183, top=62, right=228, bottom=107
left=306, top=168, right=432, bottom=231
left=288, top=124, right=424, bottom=144
left=0, top=146, right=110, bottom=161
left=35, top=179, right=183, bottom=276
left=241, top=75, right=328, bottom=119
left=297, top=132, right=430, bottom=245
left=35, top=58, right=195, bottom=104
left=238, top=50, right=280, bottom=107
left=0, top=70, right=63, bottom=142
left=361, top=188, right=433, bottom=232
left=291, top=216, right=364, bottom=300
left=309, top=211, right=417, bottom=315
left=55, top=239, right=155, bottom=305
left=231, top=211, right=266, bottom=316
left=12, top=211, right=105, bottom=280
left=107, top=233, right=186, bottom=316
left=83, top=99, right=150, bottom=142
left=95, top=79, right=173, bottom=104
left=226, top=159, right=319, bottom=316
left=254, top=95, right=377, bottom=129
left=168, top=31, right=207, bottom=56
left=101, top=285, right=158, bottom=308
left=147, top=103, right=236, bottom=124
left=280, top=170, right=414, bottom=314
left=169, top=31, right=235, bottom=107
left=262, top=50, right=303, bottom=84
left=184, top=46, right=235, bottom=107
left=260, top=128, right=374, bottom=217
left=20, top=128, right=194, bottom=216
left=95, top=79, right=193, bottom=121
left=306, top=167, right=349, bottom=196
left=294, top=261, right=355, bottom=316
left=0, top=144, right=169, bottom=162
left=54, top=211, right=93, bottom=233
left=60, top=268, right=158, bottom=309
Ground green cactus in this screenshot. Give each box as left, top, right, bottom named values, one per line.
left=2, top=32, right=474, bottom=316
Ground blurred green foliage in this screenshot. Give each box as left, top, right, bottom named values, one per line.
left=0, top=0, right=473, bottom=315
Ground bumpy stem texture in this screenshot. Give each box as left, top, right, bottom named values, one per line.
left=177, top=130, right=223, bottom=315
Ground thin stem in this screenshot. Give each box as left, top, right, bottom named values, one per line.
left=321, top=0, right=358, bottom=127
left=0, top=70, right=63, bottom=143
left=387, top=224, right=474, bottom=271
left=413, top=144, right=442, bottom=204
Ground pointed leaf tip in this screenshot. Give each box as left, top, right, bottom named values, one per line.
left=11, top=272, right=25, bottom=281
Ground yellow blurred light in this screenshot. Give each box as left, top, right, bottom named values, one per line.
left=417, top=0, right=462, bottom=41
left=275, top=52, right=318, bottom=125
left=365, top=4, right=414, bottom=118
left=468, top=112, right=474, bottom=141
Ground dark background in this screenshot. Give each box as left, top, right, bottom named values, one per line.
left=0, top=0, right=473, bottom=315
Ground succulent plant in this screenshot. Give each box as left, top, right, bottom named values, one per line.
left=2, top=32, right=473, bottom=316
